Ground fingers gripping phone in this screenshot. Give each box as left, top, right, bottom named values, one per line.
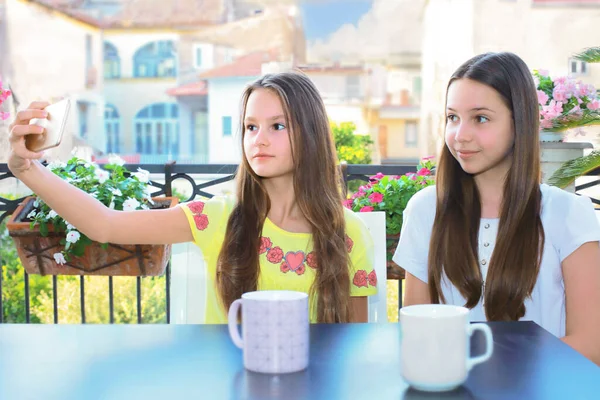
left=25, top=98, right=71, bottom=152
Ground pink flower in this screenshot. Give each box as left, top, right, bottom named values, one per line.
left=540, top=118, right=554, bottom=129
left=554, top=76, right=567, bottom=85
left=187, top=201, right=205, bottom=215
left=368, top=192, right=384, bottom=204
left=353, top=270, right=368, bottom=288
left=587, top=99, right=600, bottom=111
left=542, top=100, right=563, bottom=120
left=306, top=252, right=317, bottom=268
left=537, top=90, right=549, bottom=105
left=0, top=112, right=9, bottom=121
left=193, top=214, right=209, bottom=231
left=343, top=199, right=354, bottom=209
left=360, top=206, right=374, bottom=212
left=371, top=172, right=384, bottom=181
left=346, top=235, right=354, bottom=252
left=267, top=247, right=283, bottom=264
left=417, top=167, right=431, bottom=176
left=553, top=86, right=569, bottom=102
left=368, top=270, right=377, bottom=287
left=422, top=155, right=435, bottom=161
left=259, top=237, right=272, bottom=254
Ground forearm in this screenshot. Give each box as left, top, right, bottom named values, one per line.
left=562, top=335, right=600, bottom=366
left=14, top=160, right=111, bottom=241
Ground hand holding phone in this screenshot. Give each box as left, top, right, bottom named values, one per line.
left=25, top=98, right=71, bottom=152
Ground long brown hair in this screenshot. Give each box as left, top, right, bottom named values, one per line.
left=215, top=71, right=352, bottom=323
left=429, top=52, right=545, bottom=321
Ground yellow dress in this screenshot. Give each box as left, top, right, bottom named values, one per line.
left=179, top=195, right=377, bottom=323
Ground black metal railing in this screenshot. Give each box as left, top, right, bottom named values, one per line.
left=0, top=162, right=416, bottom=324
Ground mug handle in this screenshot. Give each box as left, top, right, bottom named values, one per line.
left=227, top=299, right=244, bottom=349
left=466, top=323, right=493, bottom=371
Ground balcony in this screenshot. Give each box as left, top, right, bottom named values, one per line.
left=0, top=162, right=419, bottom=324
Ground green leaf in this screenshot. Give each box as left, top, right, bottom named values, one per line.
left=548, top=150, right=600, bottom=188
left=39, top=222, right=48, bottom=237
left=572, top=46, right=600, bottom=64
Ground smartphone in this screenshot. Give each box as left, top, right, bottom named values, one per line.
left=25, top=98, right=71, bottom=152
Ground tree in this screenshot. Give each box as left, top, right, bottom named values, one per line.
left=331, top=122, right=374, bottom=165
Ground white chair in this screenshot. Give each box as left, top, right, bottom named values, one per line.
left=170, top=211, right=388, bottom=324
left=355, top=211, right=388, bottom=323
left=170, top=242, right=207, bottom=324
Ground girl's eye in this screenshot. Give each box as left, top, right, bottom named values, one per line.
left=246, top=124, right=257, bottom=132
left=273, top=123, right=285, bottom=131
left=476, top=116, right=490, bottom=124
left=446, top=114, right=458, bottom=123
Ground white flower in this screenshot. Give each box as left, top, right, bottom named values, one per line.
left=122, top=198, right=141, bottom=211
left=27, top=210, right=37, bottom=219
left=53, top=253, right=66, bottom=265
left=111, top=188, right=122, bottom=197
left=144, top=186, right=155, bottom=204
left=46, top=161, right=66, bottom=171
left=33, top=199, right=40, bottom=208
left=47, top=210, right=58, bottom=219
left=108, top=154, right=125, bottom=166
left=95, top=169, right=109, bottom=184
left=66, top=231, right=81, bottom=244
left=66, top=223, right=75, bottom=231
left=133, top=168, right=150, bottom=183
left=109, top=201, right=115, bottom=209
left=90, top=192, right=98, bottom=198
left=141, top=204, right=149, bottom=210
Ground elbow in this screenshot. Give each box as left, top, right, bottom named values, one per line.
left=563, top=334, right=600, bottom=366
left=81, top=210, right=113, bottom=244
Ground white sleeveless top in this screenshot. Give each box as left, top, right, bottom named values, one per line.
left=393, top=184, right=600, bottom=337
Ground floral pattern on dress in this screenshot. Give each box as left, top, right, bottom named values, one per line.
left=188, top=201, right=209, bottom=231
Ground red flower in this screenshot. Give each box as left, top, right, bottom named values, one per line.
left=368, top=192, right=383, bottom=204
left=193, top=214, right=209, bottom=231
left=368, top=270, right=377, bottom=287
left=267, top=247, right=284, bottom=264
left=306, top=252, right=317, bottom=269
left=353, top=270, right=368, bottom=288
left=280, top=262, right=305, bottom=275
left=371, top=172, right=384, bottom=181
left=188, top=201, right=205, bottom=214
left=345, top=235, right=354, bottom=253
left=417, top=167, right=431, bottom=176
left=360, top=206, right=374, bottom=213
left=295, top=264, right=306, bottom=275
left=259, top=237, right=272, bottom=254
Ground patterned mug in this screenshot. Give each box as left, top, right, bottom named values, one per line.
left=227, top=290, right=310, bottom=374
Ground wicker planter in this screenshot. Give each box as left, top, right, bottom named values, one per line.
left=6, top=196, right=179, bottom=276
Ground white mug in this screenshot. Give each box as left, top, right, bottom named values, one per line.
left=228, top=290, right=309, bottom=374
left=400, top=304, right=493, bottom=392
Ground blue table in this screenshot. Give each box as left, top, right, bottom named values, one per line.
left=0, top=322, right=598, bottom=399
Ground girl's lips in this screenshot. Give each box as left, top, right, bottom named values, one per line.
left=457, top=151, right=479, bottom=159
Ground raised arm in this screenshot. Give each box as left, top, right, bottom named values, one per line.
left=8, top=102, right=192, bottom=245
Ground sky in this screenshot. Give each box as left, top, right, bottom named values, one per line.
left=300, top=0, right=374, bottom=41
left=299, top=0, right=425, bottom=63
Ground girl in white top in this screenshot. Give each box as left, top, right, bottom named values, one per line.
left=393, top=52, right=600, bottom=365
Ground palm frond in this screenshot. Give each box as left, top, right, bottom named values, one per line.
left=548, top=150, right=600, bottom=188
left=573, top=46, right=600, bottom=64
left=545, top=117, right=600, bottom=132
